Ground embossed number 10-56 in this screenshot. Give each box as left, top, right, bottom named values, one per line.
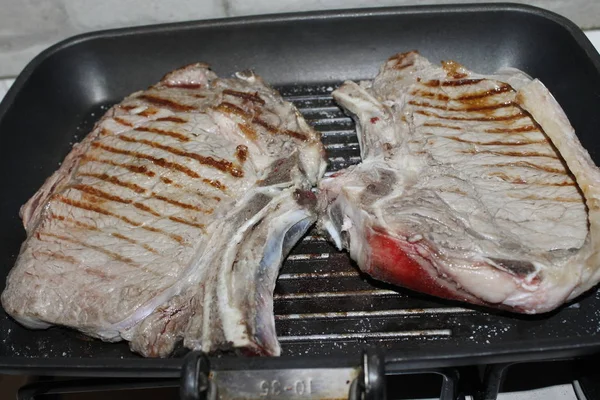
left=259, top=379, right=313, bottom=397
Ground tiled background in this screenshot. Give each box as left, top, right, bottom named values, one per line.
left=1, top=0, right=600, bottom=78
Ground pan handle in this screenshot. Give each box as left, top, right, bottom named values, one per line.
left=180, top=351, right=216, bottom=400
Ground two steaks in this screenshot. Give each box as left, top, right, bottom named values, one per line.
left=4, top=52, right=600, bottom=356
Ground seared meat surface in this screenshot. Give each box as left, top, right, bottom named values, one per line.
left=320, top=51, right=600, bottom=313
left=2, top=64, right=326, bottom=356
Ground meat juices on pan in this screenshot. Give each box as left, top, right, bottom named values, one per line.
left=2, top=64, right=326, bottom=356
left=320, top=51, right=600, bottom=313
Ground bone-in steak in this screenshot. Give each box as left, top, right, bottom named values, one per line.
left=2, top=64, right=326, bottom=356
left=320, top=51, right=600, bottom=313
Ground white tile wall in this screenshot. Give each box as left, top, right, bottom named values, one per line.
left=227, top=0, right=599, bottom=25
left=0, top=0, right=599, bottom=78
left=63, top=0, right=225, bottom=31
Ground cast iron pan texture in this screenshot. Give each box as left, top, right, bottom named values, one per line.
left=1, top=3, right=600, bottom=376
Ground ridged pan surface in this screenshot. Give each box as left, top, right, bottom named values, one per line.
left=1, top=4, right=600, bottom=374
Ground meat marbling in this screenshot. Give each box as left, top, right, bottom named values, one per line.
left=320, top=51, right=600, bottom=313
left=2, top=64, right=326, bottom=356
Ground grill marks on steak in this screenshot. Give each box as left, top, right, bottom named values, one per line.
left=2, top=63, right=326, bottom=356
left=321, top=51, right=600, bottom=313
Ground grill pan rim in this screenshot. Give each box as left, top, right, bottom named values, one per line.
left=2, top=2, right=598, bottom=119
left=0, top=338, right=598, bottom=376
left=1, top=2, right=600, bottom=375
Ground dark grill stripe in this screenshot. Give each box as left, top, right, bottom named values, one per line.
left=215, top=102, right=251, bottom=118
left=163, top=83, right=203, bottom=89
left=252, top=117, right=278, bottom=133
left=168, top=216, right=206, bottom=231
left=78, top=172, right=146, bottom=194
left=142, top=225, right=185, bottom=244
left=156, top=116, right=188, bottom=123
left=132, top=202, right=161, bottom=217
left=394, top=61, right=414, bottom=70
left=455, top=85, right=513, bottom=100
left=251, top=116, right=308, bottom=141
left=50, top=214, right=160, bottom=254
left=111, top=233, right=159, bottom=254
left=411, top=90, right=451, bottom=101
left=485, top=125, right=540, bottom=134
left=415, top=109, right=526, bottom=122
left=409, top=100, right=514, bottom=112
left=139, top=108, right=159, bottom=117
left=55, top=196, right=186, bottom=244
left=35, top=250, right=78, bottom=264
left=421, top=122, right=462, bottom=130
left=113, top=116, right=134, bottom=127
left=152, top=193, right=213, bottom=214
left=422, top=79, right=484, bottom=87
left=413, top=85, right=513, bottom=101
left=462, top=149, right=558, bottom=159
left=91, top=142, right=201, bottom=178
left=38, top=231, right=135, bottom=264
left=223, top=89, right=266, bottom=105
left=482, top=161, right=568, bottom=175
left=238, top=123, right=258, bottom=141
left=159, top=177, right=222, bottom=202
left=71, top=184, right=132, bottom=204
left=72, top=183, right=210, bottom=218
left=442, top=78, right=484, bottom=87
left=49, top=214, right=99, bottom=231
left=138, top=94, right=196, bottom=112
left=136, top=126, right=190, bottom=142
left=117, top=135, right=244, bottom=177
left=81, top=155, right=156, bottom=177
left=432, top=135, right=547, bottom=146
left=488, top=172, right=576, bottom=186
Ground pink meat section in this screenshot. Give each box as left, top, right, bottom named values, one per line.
left=367, top=227, right=464, bottom=301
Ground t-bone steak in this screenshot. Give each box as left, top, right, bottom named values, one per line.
left=2, top=63, right=326, bottom=356
left=320, top=51, right=600, bottom=313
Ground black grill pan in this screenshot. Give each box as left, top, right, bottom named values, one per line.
left=1, top=3, right=600, bottom=376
